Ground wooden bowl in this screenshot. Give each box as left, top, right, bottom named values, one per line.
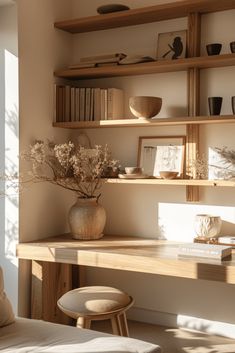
left=159, top=171, right=178, bottom=179
left=129, top=96, right=162, bottom=119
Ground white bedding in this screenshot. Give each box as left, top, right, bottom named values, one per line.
left=0, top=317, right=162, bottom=353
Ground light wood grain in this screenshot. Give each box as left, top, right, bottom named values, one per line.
left=17, top=234, right=235, bottom=284
left=54, top=54, right=235, bottom=79
left=54, top=0, right=235, bottom=34
left=53, top=115, right=235, bottom=129
left=105, top=178, right=235, bottom=186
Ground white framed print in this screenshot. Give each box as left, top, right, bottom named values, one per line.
left=137, top=135, right=185, bottom=177
left=156, top=30, right=187, bottom=60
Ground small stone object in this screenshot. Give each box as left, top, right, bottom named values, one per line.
left=97, top=4, right=130, bottom=14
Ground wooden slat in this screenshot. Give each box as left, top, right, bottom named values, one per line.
left=17, top=234, right=235, bottom=285
left=54, top=54, right=235, bottom=79
left=54, top=0, right=235, bottom=33
left=31, top=260, right=42, bottom=319
left=53, top=115, right=235, bottom=129
left=186, top=13, right=201, bottom=202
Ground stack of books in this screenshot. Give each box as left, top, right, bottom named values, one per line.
left=54, top=84, right=124, bottom=122
left=178, top=242, right=232, bottom=260
left=69, top=53, right=127, bottom=69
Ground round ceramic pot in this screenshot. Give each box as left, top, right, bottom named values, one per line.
left=194, top=214, right=222, bottom=239
left=68, top=197, right=106, bottom=240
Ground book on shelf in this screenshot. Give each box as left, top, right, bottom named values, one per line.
left=85, top=88, right=91, bottom=121
left=218, top=236, right=235, bottom=245
left=65, top=85, right=71, bottom=122
left=100, top=89, right=108, bottom=120
left=79, top=88, right=85, bottom=121
left=94, top=88, right=101, bottom=121
left=107, top=88, right=124, bottom=120
left=80, top=53, right=126, bottom=63
left=70, top=87, right=75, bottom=122
left=178, top=243, right=232, bottom=260
left=75, top=87, right=80, bottom=121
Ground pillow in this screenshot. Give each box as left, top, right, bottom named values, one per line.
left=0, top=266, right=15, bottom=327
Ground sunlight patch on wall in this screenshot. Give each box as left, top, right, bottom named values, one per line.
left=158, top=203, right=235, bottom=241
left=4, top=49, right=18, bottom=265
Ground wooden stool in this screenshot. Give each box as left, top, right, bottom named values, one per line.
left=57, top=286, right=134, bottom=337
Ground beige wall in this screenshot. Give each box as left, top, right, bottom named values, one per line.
left=17, top=0, right=235, bottom=326
left=18, top=0, right=74, bottom=316
left=70, top=0, right=235, bottom=326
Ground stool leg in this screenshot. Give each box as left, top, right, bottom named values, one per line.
left=111, top=315, right=122, bottom=336
left=118, top=313, right=129, bottom=337
left=77, top=317, right=85, bottom=328
left=84, top=318, right=91, bottom=329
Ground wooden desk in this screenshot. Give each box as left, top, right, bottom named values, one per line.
left=17, top=234, right=235, bottom=323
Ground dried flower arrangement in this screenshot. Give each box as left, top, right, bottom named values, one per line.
left=188, top=153, right=208, bottom=179
left=22, top=140, right=118, bottom=199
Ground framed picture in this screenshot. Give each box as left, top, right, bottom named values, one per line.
left=137, top=136, right=185, bottom=177
left=156, top=30, right=187, bottom=60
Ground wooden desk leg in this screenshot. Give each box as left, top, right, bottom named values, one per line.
left=31, top=261, right=74, bottom=325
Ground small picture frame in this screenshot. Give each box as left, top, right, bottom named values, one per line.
left=156, top=30, right=187, bottom=60
left=137, top=136, right=185, bottom=177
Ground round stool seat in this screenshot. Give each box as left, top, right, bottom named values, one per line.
left=57, top=286, right=132, bottom=319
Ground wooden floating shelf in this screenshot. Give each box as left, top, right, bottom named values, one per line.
left=53, top=115, right=235, bottom=129
left=54, top=0, right=235, bottom=33
left=54, top=54, right=235, bottom=79
left=105, top=179, right=235, bottom=187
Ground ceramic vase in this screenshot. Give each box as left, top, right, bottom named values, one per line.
left=68, top=197, right=106, bottom=240
left=194, top=214, right=222, bottom=239
left=208, top=97, right=223, bottom=115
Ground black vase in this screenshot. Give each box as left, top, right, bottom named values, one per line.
left=208, top=97, right=223, bottom=115
left=230, top=41, right=235, bottom=53
left=206, top=43, right=222, bottom=56
left=232, top=96, right=235, bottom=115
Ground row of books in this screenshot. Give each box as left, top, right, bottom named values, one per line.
left=54, top=85, right=124, bottom=123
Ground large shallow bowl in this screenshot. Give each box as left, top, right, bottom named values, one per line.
left=129, top=96, right=162, bottom=119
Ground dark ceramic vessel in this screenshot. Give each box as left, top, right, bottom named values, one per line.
left=230, top=41, right=235, bottom=53
left=232, top=96, right=235, bottom=115
left=206, top=43, right=222, bottom=56
left=97, top=4, right=130, bottom=14
left=208, top=97, right=223, bottom=115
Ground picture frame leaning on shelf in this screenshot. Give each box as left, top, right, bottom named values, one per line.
left=156, top=30, right=187, bottom=60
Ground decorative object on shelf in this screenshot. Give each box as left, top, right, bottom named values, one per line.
left=129, top=96, right=162, bottom=119
left=208, top=96, right=223, bottom=115
left=188, top=153, right=208, bottom=180
left=156, top=30, right=187, bottom=60
left=194, top=214, right=222, bottom=240
left=119, top=55, right=155, bottom=65
left=23, top=140, right=118, bottom=240
left=230, top=41, right=235, bottom=53
left=206, top=43, right=222, bottom=56
left=209, top=146, right=235, bottom=180
left=137, top=135, right=185, bottom=177
left=159, top=171, right=178, bottom=179
left=97, top=4, right=130, bottom=14
left=125, top=167, right=143, bottom=175
left=232, top=96, right=235, bottom=114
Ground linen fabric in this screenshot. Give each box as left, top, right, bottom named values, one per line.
left=0, top=267, right=15, bottom=327
left=0, top=317, right=162, bottom=353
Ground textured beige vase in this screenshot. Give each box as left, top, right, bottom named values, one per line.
left=68, top=198, right=106, bottom=240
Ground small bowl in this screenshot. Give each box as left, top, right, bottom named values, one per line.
left=206, top=43, right=222, bottom=56
left=129, top=96, right=162, bottom=119
left=125, top=167, right=143, bottom=175
left=159, top=171, right=178, bottom=179
left=230, top=41, right=235, bottom=53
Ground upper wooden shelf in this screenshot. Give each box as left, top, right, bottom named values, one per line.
left=54, top=0, right=235, bottom=34
left=54, top=54, right=235, bottom=79
left=53, top=115, right=235, bottom=129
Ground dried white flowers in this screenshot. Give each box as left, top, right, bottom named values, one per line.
left=23, top=140, right=118, bottom=199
